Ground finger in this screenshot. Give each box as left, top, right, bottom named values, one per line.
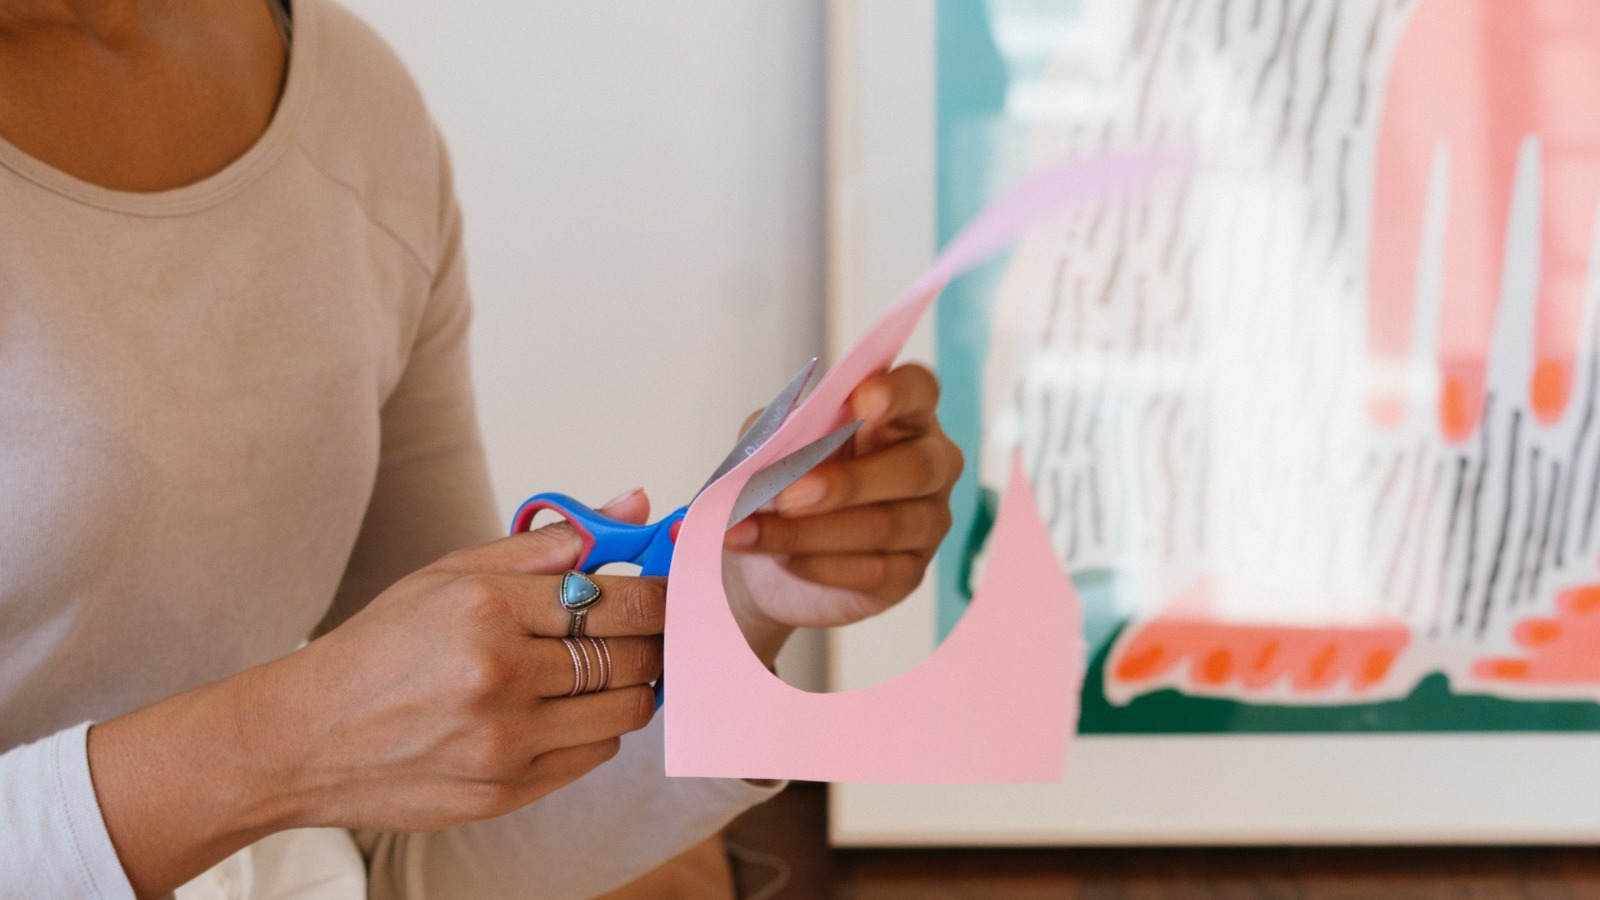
left=781, top=551, right=930, bottom=601
left=531, top=636, right=662, bottom=697
left=774, top=431, right=961, bottom=517
left=850, top=364, right=941, bottom=451
left=447, top=572, right=667, bottom=637
left=523, top=737, right=623, bottom=785
left=436, top=489, right=654, bottom=576
left=529, top=685, right=656, bottom=755
left=726, top=499, right=951, bottom=556
left=439, top=529, right=584, bottom=577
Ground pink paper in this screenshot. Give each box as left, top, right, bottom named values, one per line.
left=664, top=150, right=1187, bottom=782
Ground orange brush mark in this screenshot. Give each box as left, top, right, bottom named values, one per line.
left=1355, top=649, right=1398, bottom=690
left=1475, top=581, right=1600, bottom=683
left=1197, top=649, right=1233, bottom=686
left=1109, top=619, right=1411, bottom=696
left=1111, top=640, right=1175, bottom=682
left=1439, top=378, right=1474, bottom=441
left=1566, top=585, right=1600, bottom=613
left=1531, top=359, right=1570, bottom=421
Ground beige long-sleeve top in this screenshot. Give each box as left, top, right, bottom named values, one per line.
left=0, top=2, right=775, bottom=896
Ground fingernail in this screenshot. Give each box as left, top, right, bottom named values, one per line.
left=602, top=487, right=643, bottom=509
left=856, top=387, right=891, bottom=422
left=775, top=477, right=825, bottom=514
left=725, top=519, right=759, bottom=548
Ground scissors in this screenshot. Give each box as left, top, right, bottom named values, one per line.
left=510, top=359, right=860, bottom=702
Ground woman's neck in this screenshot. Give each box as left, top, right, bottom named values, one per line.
left=0, top=0, right=289, bottom=192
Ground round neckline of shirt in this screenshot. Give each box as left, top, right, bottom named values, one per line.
left=0, top=0, right=319, bottom=218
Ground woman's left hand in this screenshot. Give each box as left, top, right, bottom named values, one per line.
left=722, top=363, right=962, bottom=660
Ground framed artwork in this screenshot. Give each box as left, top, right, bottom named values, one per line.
left=827, top=0, right=1600, bottom=845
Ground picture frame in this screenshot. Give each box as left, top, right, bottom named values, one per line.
left=825, top=0, right=1600, bottom=846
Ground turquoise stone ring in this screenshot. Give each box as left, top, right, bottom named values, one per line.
left=560, top=571, right=603, bottom=636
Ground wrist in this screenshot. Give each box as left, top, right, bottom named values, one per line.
left=88, top=660, right=309, bottom=897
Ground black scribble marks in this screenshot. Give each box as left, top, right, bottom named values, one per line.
left=1582, top=396, right=1600, bottom=555
left=1086, top=201, right=1109, bottom=250
left=1384, top=445, right=1426, bottom=612
left=1042, top=257, right=1072, bottom=346
left=1531, top=459, right=1560, bottom=607
left=1404, top=458, right=1445, bottom=621
left=1433, top=456, right=1470, bottom=636
left=1071, top=275, right=1088, bottom=350
left=1136, top=1, right=1181, bottom=137
left=1477, top=405, right=1519, bottom=639
left=1558, top=354, right=1598, bottom=565
left=1303, top=1, right=1338, bottom=177
left=1330, top=137, right=1351, bottom=266
left=1059, top=392, right=1080, bottom=458
left=1083, top=385, right=1104, bottom=460
left=1366, top=449, right=1406, bottom=561
left=1509, top=446, right=1541, bottom=609
left=1132, top=274, right=1149, bottom=351
left=1176, top=243, right=1198, bottom=331
left=1098, top=248, right=1125, bottom=310
left=1351, top=1, right=1385, bottom=126
left=1252, top=0, right=1291, bottom=107
left=1128, top=0, right=1160, bottom=70
left=1276, top=0, right=1315, bottom=153
left=1160, top=181, right=1191, bottom=273
left=1456, top=410, right=1495, bottom=633
left=1033, top=386, right=1057, bottom=492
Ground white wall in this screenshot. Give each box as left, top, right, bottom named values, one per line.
left=338, top=1, right=830, bottom=684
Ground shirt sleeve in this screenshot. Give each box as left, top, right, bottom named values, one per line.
left=0, top=723, right=136, bottom=900
left=357, top=716, right=782, bottom=900
left=330, top=129, right=781, bottom=899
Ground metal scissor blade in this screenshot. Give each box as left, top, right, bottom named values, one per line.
left=727, top=420, right=862, bottom=527
left=696, top=358, right=819, bottom=495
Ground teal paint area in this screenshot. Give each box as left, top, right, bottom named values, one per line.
left=934, top=0, right=1011, bottom=639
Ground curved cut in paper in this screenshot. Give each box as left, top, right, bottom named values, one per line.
left=662, top=151, right=1184, bottom=783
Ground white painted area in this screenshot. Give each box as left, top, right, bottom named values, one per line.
left=336, top=2, right=830, bottom=688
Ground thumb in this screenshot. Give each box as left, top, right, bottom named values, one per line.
left=597, top=487, right=651, bottom=524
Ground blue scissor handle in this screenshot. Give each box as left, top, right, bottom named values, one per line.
left=510, top=492, right=688, bottom=708
left=510, top=492, right=687, bottom=577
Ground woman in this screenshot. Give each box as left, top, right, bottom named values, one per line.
left=0, top=0, right=961, bottom=897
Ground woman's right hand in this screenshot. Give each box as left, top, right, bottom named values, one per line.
left=90, top=492, right=665, bottom=898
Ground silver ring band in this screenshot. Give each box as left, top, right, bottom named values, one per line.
left=560, top=638, right=585, bottom=697
left=591, top=637, right=612, bottom=692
